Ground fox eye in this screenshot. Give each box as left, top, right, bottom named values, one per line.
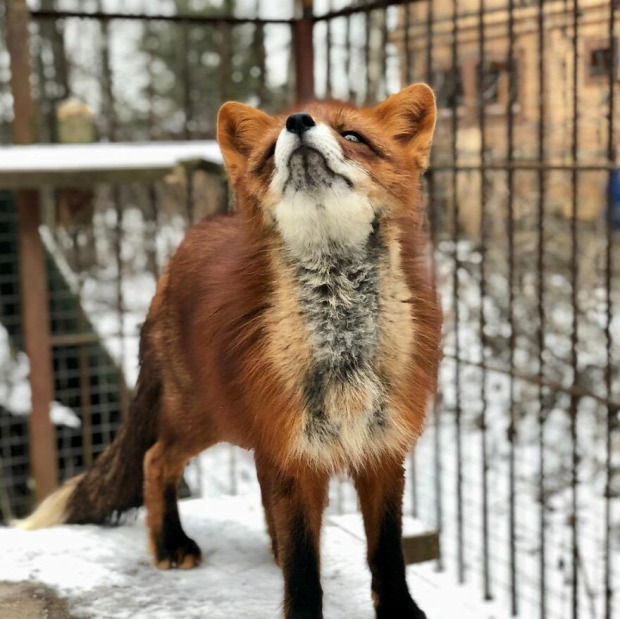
left=341, top=131, right=366, bottom=144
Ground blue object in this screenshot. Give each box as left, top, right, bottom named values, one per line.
left=608, top=170, right=620, bottom=229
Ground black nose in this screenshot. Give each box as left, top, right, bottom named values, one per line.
left=286, top=113, right=316, bottom=136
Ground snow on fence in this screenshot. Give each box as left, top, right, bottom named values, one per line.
left=0, top=2, right=618, bottom=619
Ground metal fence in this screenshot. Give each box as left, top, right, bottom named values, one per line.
left=0, top=1, right=618, bottom=618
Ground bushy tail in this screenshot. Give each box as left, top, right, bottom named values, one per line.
left=15, top=331, right=161, bottom=530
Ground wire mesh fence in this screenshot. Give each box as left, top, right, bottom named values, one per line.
left=0, top=1, right=618, bottom=618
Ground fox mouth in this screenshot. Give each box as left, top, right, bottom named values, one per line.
left=285, top=145, right=353, bottom=193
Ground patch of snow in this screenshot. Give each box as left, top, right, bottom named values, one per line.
left=0, top=495, right=508, bottom=619
left=0, top=323, right=80, bottom=428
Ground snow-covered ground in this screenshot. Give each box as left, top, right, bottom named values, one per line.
left=0, top=494, right=509, bottom=619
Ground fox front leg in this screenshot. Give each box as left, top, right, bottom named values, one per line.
left=269, top=466, right=329, bottom=619
left=354, top=462, right=427, bottom=619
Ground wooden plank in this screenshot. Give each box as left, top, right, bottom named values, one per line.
left=7, top=0, right=59, bottom=502
left=327, top=513, right=440, bottom=566
left=402, top=531, right=441, bottom=565
left=0, top=147, right=223, bottom=189
left=0, top=168, right=169, bottom=188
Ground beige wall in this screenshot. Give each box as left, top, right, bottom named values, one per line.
left=396, top=0, right=619, bottom=230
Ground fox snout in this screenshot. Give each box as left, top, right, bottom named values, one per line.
left=272, top=115, right=359, bottom=197
left=284, top=113, right=340, bottom=192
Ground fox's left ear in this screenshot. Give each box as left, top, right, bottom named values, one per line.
left=217, top=102, right=275, bottom=182
left=372, top=83, right=437, bottom=170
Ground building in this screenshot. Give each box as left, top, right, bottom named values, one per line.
left=397, top=0, right=619, bottom=234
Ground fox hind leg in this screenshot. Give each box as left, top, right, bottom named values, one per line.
left=143, top=440, right=202, bottom=570
left=255, top=455, right=280, bottom=565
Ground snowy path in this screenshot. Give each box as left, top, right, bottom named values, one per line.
left=0, top=495, right=509, bottom=619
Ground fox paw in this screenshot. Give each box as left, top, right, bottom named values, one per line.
left=154, top=533, right=202, bottom=570
left=376, top=595, right=426, bottom=619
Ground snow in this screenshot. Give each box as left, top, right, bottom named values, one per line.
left=0, top=494, right=509, bottom=619
left=0, top=323, right=80, bottom=429
left=0, top=141, right=222, bottom=175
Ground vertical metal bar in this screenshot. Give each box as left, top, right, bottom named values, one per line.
left=146, top=21, right=160, bottom=281
left=364, top=7, right=371, bottom=104
left=73, top=231, right=93, bottom=468
left=114, top=192, right=129, bottom=423
left=380, top=6, right=388, bottom=99
left=325, top=0, right=332, bottom=98
left=100, top=16, right=129, bottom=424
left=424, top=0, right=442, bottom=572
left=219, top=18, right=231, bottom=106
left=450, top=0, right=464, bottom=585
left=536, top=1, right=547, bottom=617
left=100, top=16, right=116, bottom=142
left=477, top=0, right=491, bottom=602
left=569, top=2, right=580, bottom=617
left=33, top=24, right=53, bottom=143
left=403, top=0, right=411, bottom=84
left=294, top=0, right=314, bottom=103
left=603, top=4, right=617, bottom=618
left=6, top=0, right=59, bottom=502
left=255, top=20, right=266, bottom=108
left=147, top=184, right=160, bottom=279
left=181, top=19, right=191, bottom=140
left=185, top=165, right=195, bottom=226
left=345, top=14, right=353, bottom=101
left=506, top=0, right=518, bottom=614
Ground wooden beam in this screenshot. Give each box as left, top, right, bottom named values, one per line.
left=402, top=531, right=441, bottom=565
left=6, top=0, right=59, bottom=502
left=294, top=0, right=315, bottom=102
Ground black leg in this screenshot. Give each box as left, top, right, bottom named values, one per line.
left=354, top=463, right=426, bottom=619
left=153, top=485, right=202, bottom=569
left=271, top=469, right=328, bottom=619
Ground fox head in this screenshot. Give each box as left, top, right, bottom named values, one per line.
left=217, top=84, right=436, bottom=255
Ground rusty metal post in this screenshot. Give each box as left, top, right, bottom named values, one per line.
left=294, top=0, right=314, bottom=103
left=6, top=0, right=59, bottom=502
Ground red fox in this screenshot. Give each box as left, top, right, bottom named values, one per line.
left=18, top=84, right=442, bottom=619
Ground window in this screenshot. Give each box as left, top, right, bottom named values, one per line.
left=585, top=38, right=618, bottom=82
left=432, top=67, right=464, bottom=109
left=477, top=60, right=519, bottom=108
left=588, top=47, right=613, bottom=78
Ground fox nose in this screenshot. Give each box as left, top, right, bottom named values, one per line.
left=286, top=113, right=316, bottom=136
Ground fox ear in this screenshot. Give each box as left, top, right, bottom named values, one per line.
left=372, top=83, right=437, bottom=170
left=217, top=102, right=274, bottom=181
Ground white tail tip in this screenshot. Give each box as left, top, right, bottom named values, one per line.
left=12, top=474, right=83, bottom=530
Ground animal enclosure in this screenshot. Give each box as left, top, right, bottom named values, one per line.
left=0, top=1, right=618, bottom=618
